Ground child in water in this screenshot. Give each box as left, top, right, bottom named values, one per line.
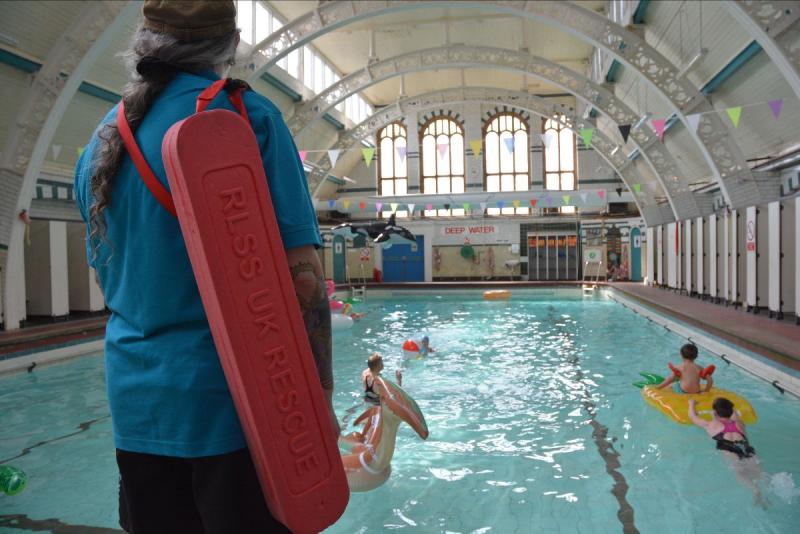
left=655, top=343, right=713, bottom=394
left=689, top=397, right=766, bottom=507
left=419, top=336, right=435, bottom=356
left=361, top=353, right=402, bottom=406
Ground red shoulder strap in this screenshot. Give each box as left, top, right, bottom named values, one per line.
left=118, top=78, right=251, bottom=218
left=117, top=100, right=177, bottom=217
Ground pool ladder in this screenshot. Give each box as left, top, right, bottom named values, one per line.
left=351, top=285, right=367, bottom=302
left=582, top=260, right=603, bottom=293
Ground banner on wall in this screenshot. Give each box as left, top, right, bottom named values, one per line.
left=583, top=246, right=604, bottom=264
left=440, top=224, right=498, bottom=236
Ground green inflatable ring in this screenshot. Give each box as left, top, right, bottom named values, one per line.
left=460, top=245, right=475, bottom=260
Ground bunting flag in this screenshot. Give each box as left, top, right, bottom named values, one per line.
left=580, top=192, right=588, bottom=203
left=407, top=203, right=415, bottom=214
left=359, top=201, right=366, bottom=210
left=327, top=199, right=336, bottom=209
left=396, top=146, right=407, bottom=161
left=648, top=182, right=659, bottom=192
left=470, top=139, right=483, bottom=156
left=540, top=131, right=555, bottom=149
left=497, top=200, right=505, bottom=209
left=375, top=202, right=383, bottom=212
left=444, top=203, right=451, bottom=210
left=328, top=149, right=340, bottom=167
left=503, top=137, right=515, bottom=154
left=343, top=199, right=350, bottom=210
left=51, top=145, right=62, bottom=160
left=726, top=106, right=742, bottom=128
left=512, top=200, right=520, bottom=208
left=362, top=147, right=375, bottom=167
left=768, top=99, right=784, bottom=120
left=529, top=199, right=537, bottom=208
left=633, top=183, right=642, bottom=194
left=545, top=195, right=553, bottom=207
left=687, top=113, right=701, bottom=132
left=425, top=203, right=433, bottom=210
left=390, top=203, right=398, bottom=212
left=598, top=190, right=605, bottom=200
left=299, top=150, right=308, bottom=163
left=652, top=119, right=666, bottom=141
left=618, top=124, right=631, bottom=144
left=437, top=143, right=448, bottom=159
left=562, top=194, right=571, bottom=205
left=463, top=202, right=470, bottom=211
left=77, top=146, right=85, bottom=157
left=578, top=128, right=594, bottom=148
left=480, top=202, right=487, bottom=210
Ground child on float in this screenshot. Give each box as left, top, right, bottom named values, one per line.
left=362, top=353, right=402, bottom=406
left=655, top=343, right=714, bottom=394
left=688, top=397, right=766, bottom=507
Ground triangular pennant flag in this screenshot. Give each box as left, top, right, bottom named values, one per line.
left=327, top=199, right=336, bottom=209
left=444, top=203, right=451, bottom=210
left=437, top=143, right=448, bottom=159
left=497, top=201, right=505, bottom=209
left=579, top=128, right=594, bottom=147
left=470, top=139, right=482, bottom=156
left=77, top=146, right=85, bottom=157
left=511, top=200, right=519, bottom=209
left=598, top=190, right=605, bottom=200
left=545, top=195, right=553, bottom=207
left=562, top=195, right=571, bottom=205
left=463, top=202, right=470, bottom=211
left=529, top=199, right=537, bottom=208
left=328, top=149, right=340, bottom=167
left=768, top=99, right=783, bottom=120
left=343, top=199, right=350, bottom=210
left=633, top=183, right=642, bottom=193
left=375, top=202, right=382, bottom=212
left=396, top=146, right=407, bottom=161
left=648, top=182, right=659, bottom=192
left=390, top=203, right=398, bottom=212
left=618, top=124, right=631, bottom=144
left=503, top=137, right=515, bottom=154
left=51, top=145, right=62, bottom=160
left=687, top=113, right=701, bottom=132
left=299, top=150, right=308, bottom=163
left=726, top=106, right=742, bottom=128
left=480, top=202, right=487, bottom=210
left=362, top=148, right=375, bottom=167
left=540, top=132, right=555, bottom=149
left=580, top=192, right=588, bottom=203
left=652, top=119, right=666, bottom=141
left=359, top=201, right=366, bottom=210
left=407, top=203, right=415, bottom=214
left=425, top=203, right=433, bottom=210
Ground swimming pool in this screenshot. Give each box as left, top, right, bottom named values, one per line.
left=1, top=289, right=798, bottom=533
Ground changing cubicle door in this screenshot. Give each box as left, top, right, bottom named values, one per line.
left=757, top=205, right=769, bottom=313
left=567, top=235, right=579, bottom=280
left=782, top=199, right=796, bottom=317
left=737, top=210, right=747, bottom=307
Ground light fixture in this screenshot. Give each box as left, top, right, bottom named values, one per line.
left=0, top=31, right=18, bottom=47
left=632, top=112, right=652, bottom=131
left=610, top=145, right=620, bottom=156
left=677, top=48, right=708, bottom=78
left=342, top=176, right=356, bottom=184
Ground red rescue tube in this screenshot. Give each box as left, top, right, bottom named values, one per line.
left=162, top=109, right=348, bottom=533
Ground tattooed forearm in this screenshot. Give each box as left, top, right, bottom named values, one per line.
left=290, top=259, right=333, bottom=390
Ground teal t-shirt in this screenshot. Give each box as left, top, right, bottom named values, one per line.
left=74, top=70, right=321, bottom=457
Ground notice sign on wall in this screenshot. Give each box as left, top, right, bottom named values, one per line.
left=440, top=225, right=497, bottom=236
left=746, top=217, right=756, bottom=252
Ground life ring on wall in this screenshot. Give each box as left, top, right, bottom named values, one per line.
left=483, top=290, right=511, bottom=301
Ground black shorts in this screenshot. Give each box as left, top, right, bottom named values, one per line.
left=117, top=448, right=290, bottom=534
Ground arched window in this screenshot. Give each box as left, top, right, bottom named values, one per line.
left=484, top=112, right=530, bottom=215
left=542, top=115, right=577, bottom=214
left=420, top=116, right=465, bottom=216
left=378, top=122, right=408, bottom=217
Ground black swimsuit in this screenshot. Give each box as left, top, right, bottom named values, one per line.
left=713, top=433, right=756, bottom=459
left=364, top=376, right=380, bottom=405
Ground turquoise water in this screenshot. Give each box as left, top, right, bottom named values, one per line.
left=1, top=290, right=799, bottom=533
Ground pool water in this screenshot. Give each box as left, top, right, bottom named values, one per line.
left=1, top=290, right=799, bottom=533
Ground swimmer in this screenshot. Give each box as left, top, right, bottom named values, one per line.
left=362, top=353, right=402, bottom=406
left=419, top=336, right=435, bottom=356
left=689, top=397, right=767, bottom=508
left=656, top=343, right=713, bottom=394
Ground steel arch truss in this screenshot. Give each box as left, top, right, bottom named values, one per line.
left=287, top=45, right=697, bottom=220
left=309, top=87, right=674, bottom=226
left=726, top=1, right=800, bottom=99
left=238, top=0, right=767, bottom=210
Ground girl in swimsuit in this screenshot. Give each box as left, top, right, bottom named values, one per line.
left=689, top=397, right=766, bottom=508
left=361, top=353, right=402, bottom=406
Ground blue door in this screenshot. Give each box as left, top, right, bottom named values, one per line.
left=382, top=235, right=424, bottom=282
left=332, top=235, right=346, bottom=283
left=630, top=227, right=642, bottom=281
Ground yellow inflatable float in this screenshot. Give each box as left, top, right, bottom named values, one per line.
left=483, top=290, right=511, bottom=301
left=641, top=386, right=757, bottom=425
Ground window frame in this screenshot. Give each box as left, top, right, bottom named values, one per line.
left=541, top=116, right=579, bottom=214
left=483, top=111, right=531, bottom=216
left=420, top=116, right=466, bottom=217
